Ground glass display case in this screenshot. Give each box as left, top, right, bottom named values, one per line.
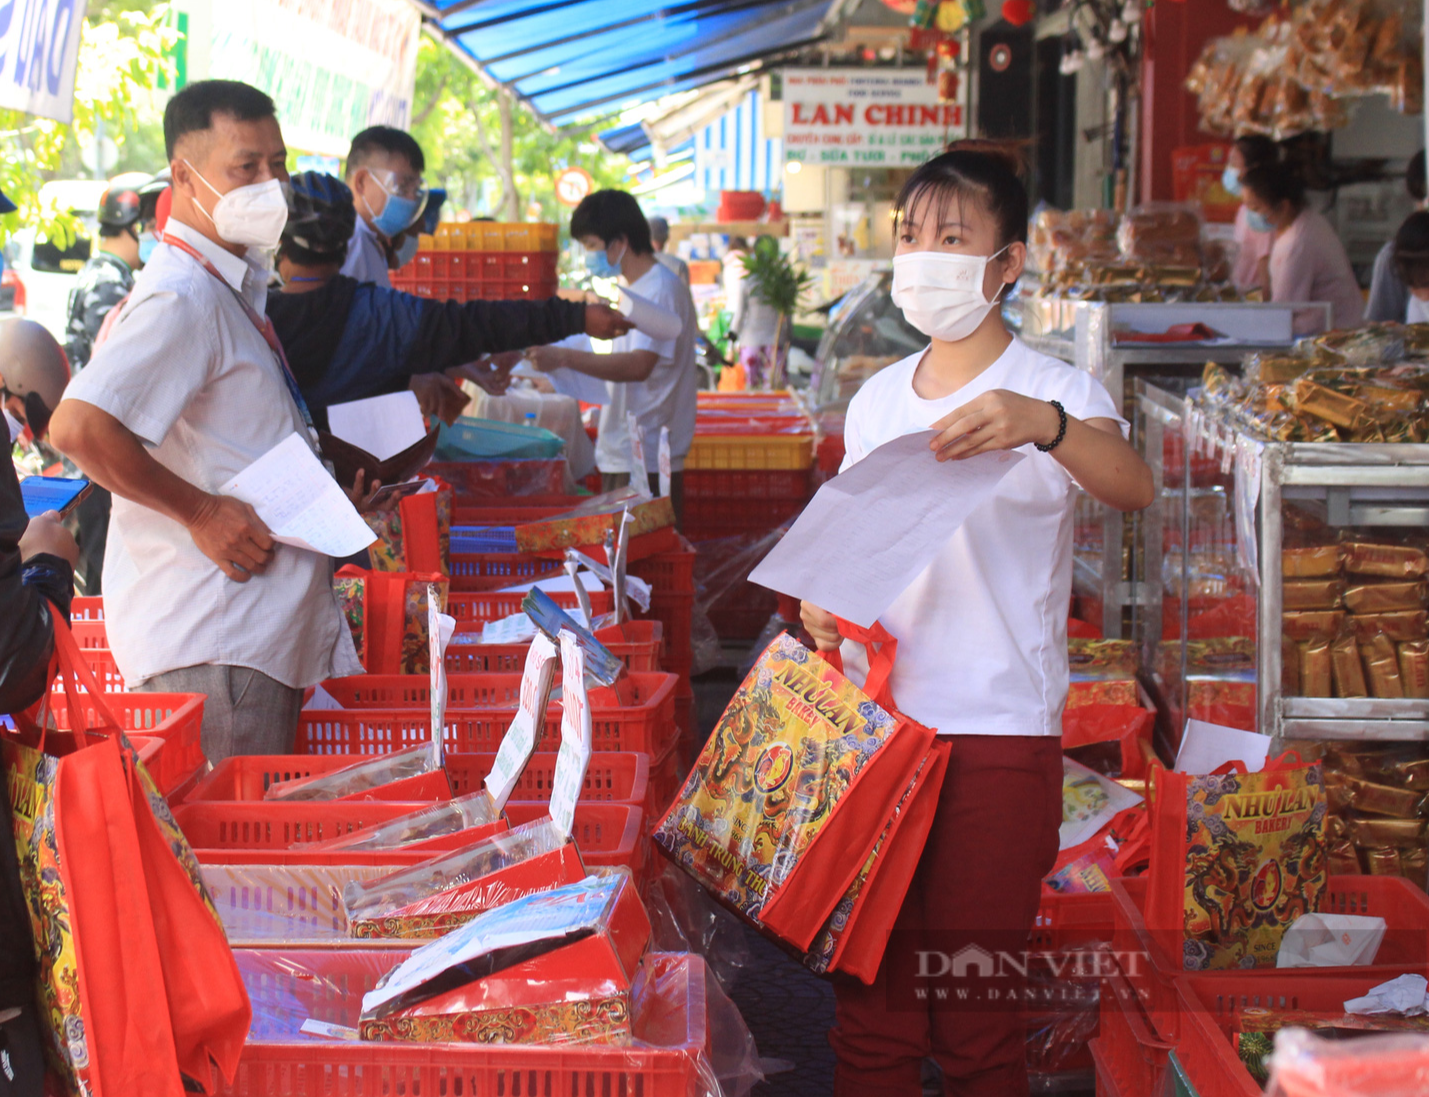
left=808, top=271, right=923, bottom=414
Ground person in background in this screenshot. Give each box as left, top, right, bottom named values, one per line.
left=1242, top=161, right=1364, bottom=331
left=62, top=175, right=166, bottom=596
left=648, top=215, right=690, bottom=285
left=0, top=320, right=68, bottom=452
left=1366, top=151, right=1427, bottom=323
left=524, top=189, right=698, bottom=521
left=1223, top=134, right=1279, bottom=294
left=342, top=126, right=426, bottom=289
left=1, top=314, right=78, bottom=1097
left=64, top=173, right=158, bottom=371
left=1390, top=211, right=1429, bottom=323
left=268, top=172, right=631, bottom=426
left=51, top=79, right=364, bottom=764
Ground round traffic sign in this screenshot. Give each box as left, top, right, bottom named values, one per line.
left=554, top=167, right=594, bottom=208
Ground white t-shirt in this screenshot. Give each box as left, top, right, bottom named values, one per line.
left=838, top=337, right=1125, bottom=738
left=596, top=261, right=698, bottom=475
left=1407, top=294, right=1429, bottom=324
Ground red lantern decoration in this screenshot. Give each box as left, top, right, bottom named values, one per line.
left=937, top=38, right=960, bottom=59
left=1001, top=0, right=1036, bottom=26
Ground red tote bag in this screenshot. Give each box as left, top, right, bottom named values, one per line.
left=5, top=611, right=250, bottom=1096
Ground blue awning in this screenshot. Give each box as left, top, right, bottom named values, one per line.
left=420, top=0, right=835, bottom=126
left=598, top=123, right=651, bottom=157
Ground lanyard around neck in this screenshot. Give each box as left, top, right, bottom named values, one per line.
left=163, top=235, right=316, bottom=434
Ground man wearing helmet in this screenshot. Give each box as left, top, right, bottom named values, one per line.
left=268, top=172, right=634, bottom=425
left=63, top=172, right=165, bottom=371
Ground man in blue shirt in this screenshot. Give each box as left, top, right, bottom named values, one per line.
left=268, top=172, right=631, bottom=429
left=341, top=127, right=427, bottom=289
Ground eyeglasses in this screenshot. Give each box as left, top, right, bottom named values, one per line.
left=373, top=169, right=427, bottom=203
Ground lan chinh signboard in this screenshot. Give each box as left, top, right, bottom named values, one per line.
left=781, top=68, right=967, bottom=167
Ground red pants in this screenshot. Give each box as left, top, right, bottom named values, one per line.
left=829, top=735, right=1063, bottom=1097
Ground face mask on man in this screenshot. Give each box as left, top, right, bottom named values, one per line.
left=365, top=170, right=423, bottom=239
left=585, top=241, right=626, bottom=279
left=138, top=231, right=159, bottom=265
left=183, top=159, right=289, bottom=250
left=890, top=245, right=1011, bottom=343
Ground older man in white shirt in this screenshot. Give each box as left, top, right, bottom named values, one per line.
left=51, top=79, right=362, bottom=762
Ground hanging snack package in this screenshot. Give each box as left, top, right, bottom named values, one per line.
left=263, top=742, right=451, bottom=803
left=342, top=817, right=586, bottom=939
left=358, top=870, right=650, bottom=1045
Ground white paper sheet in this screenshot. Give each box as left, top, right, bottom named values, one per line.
left=749, top=434, right=1023, bottom=628
left=1060, top=757, right=1143, bottom=850
left=510, top=335, right=611, bottom=406
left=304, top=684, right=344, bottom=711
left=327, top=391, right=428, bottom=462
left=550, top=631, right=593, bottom=840
left=222, top=433, right=377, bottom=558
left=1175, top=719, right=1271, bottom=775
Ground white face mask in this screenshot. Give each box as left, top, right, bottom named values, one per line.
left=184, top=159, right=289, bottom=250
left=891, top=246, right=1011, bottom=343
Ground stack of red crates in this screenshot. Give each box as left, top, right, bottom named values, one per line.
left=389, top=221, right=560, bottom=302
left=682, top=392, right=817, bottom=640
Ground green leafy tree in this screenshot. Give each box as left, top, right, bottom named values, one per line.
left=410, top=36, right=628, bottom=228
left=0, top=2, right=174, bottom=246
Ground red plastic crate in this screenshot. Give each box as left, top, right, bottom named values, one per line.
left=706, top=581, right=778, bottom=642
left=447, top=587, right=614, bottom=623
left=1110, top=874, right=1429, bottom=1043
left=182, top=756, right=451, bottom=804
left=642, top=590, right=693, bottom=673
left=177, top=800, right=643, bottom=875
left=1096, top=957, right=1172, bottom=1097
left=50, top=691, right=205, bottom=795
left=683, top=496, right=805, bottom=540
left=1173, top=968, right=1429, bottom=1097
left=446, top=620, right=665, bottom=674
left=296, top=672, right=679, bottom=755
left=684, top=469, right=812, bottom=500
left=453, top=499, right=578, bottom=525
left=63, top=622, right=125, bottom=691
left=70, top=595, right=104, bottom=620
left=445, top=750, right=650, bottom=807
left=630, top=546, right=696, bottom=596
left=1029, top=890, right=1116, bottom=952
left=224, top=951, right=705, bottom=1097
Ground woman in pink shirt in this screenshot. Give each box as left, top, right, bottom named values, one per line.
left=1225, top=134, right=1277, bottom=293
left=1242, top=161, right=1364, bottom=331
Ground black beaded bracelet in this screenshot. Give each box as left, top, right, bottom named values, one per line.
left=1036, top=400, right=1067, bottom=453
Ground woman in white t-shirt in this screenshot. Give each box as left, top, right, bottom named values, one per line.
left=800, top=143, right=1153, bottom=1097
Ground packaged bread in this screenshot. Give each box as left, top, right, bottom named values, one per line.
left=1352, top=612, right=1428, bottom=643
left=1365, top=846, right=1403, bottom=876
left=1282, top=545, right=1343, bottom=577
left=1399, top=846, right=1427, bottom=885
left=1300, top=638, right=1333, bottom=697
left=1364, top=644, right=1406, bottom=699
left=1292, top=379, right=1374, bottom=430
left=1285, top=611, right=1346, bottom=641
left=1330, top=632, right=1368, bottom=698
left=1116, top=203, right=1202, bottom=268
left=1346, top=776, right=1426, bottom=819
left=1342, top=541, right=1428, bottom=580
left=1349, top=816, right=1426, bottom=848
left=1344, top=582, right=1427, bottom=614
left=1327, top=838, right=1362, bottom=874
left=1284, top=579, right=1346, bottom=610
